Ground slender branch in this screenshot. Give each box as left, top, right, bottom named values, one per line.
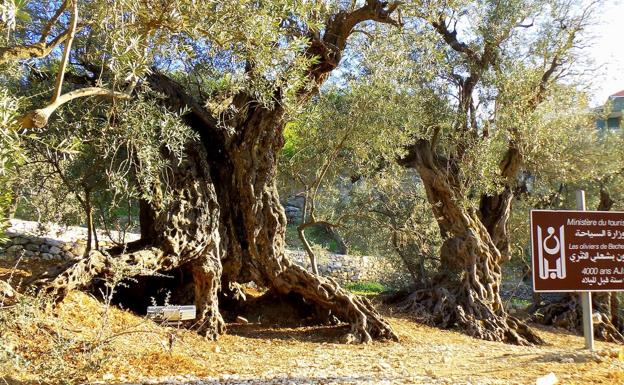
left=0, top=2, right=83, bottom=65
left=296, top=225, right=319, bottom=275
left=431, top=15, right=479, bottom=62
left=51, top=0, right=79, bottom=103
left=47, top=152, right=86, bottom=209
left=351, top=29, right=374, bottom=39
left=39, top=1, right=70, bottom=43
left=298, top=220, right=340, bottom=231
left=0, top=35, right=71, bottom=65
left=311, top=124, right=356, bottom=209
left=20, top=87, right=131, bottom=129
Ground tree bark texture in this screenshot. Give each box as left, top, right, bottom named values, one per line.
left=398, top=140, right=542, bottom=345
left=298, top=224, right=320, bottom=275
left=210, top=98, right=395, bottom=342
left=42, top=143, right=226, bottom=339
left=531, top=293, right=624, bottom=343
left=477, top=148, right=523, bottom=261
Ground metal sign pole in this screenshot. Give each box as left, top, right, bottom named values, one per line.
left=576, top=190, right=594, bottom=350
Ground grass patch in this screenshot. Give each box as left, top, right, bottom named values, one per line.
left=509, top=297, right=532, bottom=308
left=345, top=281, right=387, bottom=295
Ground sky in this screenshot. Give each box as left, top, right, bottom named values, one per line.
left=586, top=0, right=624, bottom=105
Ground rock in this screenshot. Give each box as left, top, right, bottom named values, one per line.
left=213, top=345, right=221, bottom=353
left=6, top=245, right=24, bottom=257
left=28, top=237, right=44, bottom=245
left=25, top=244, right=39, bottom=252
left=71, top=244, right=85, bottom=255
left=284, top=205, right=302, bottom=222
left=41, top=253, right=53, bottom=260
left=0, top=280, right=18, bottom=306
left=44, top=238, right=64, bottom=248
left=40, top=244, right=51, bottom=253
left=49, top=246, right=61, bottom=254
left=11, top=237, right=28, bottom=245
left=22, top=250, right=36, bottom=258
left=535, top=372, right=558, bottom=385
left=284, top=195, right=304, bottom=208
left=340, top=333, right=358, bottom=344
left=589, top=353, right=605, bottom=363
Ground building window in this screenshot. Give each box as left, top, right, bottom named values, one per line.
left=607, top=117, right=620, bottom=129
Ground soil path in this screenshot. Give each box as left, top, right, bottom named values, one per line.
left=1, top=260, right=623, bottom=385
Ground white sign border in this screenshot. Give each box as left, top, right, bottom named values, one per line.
left=530, top=209, right=624, bottom=293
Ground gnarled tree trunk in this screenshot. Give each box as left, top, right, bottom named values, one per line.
left=42, top=143, right=226, bottom=339
left=39, top=0, right=401, bottom=343
left=40, top=101, right=395, bottom=342
left=531, top=292, right=624, bottom=343
left=478, top=148, right=523, bottom=261
left=211, top=99, right=395, bottom=342
left=398, top=140, right=542, bottom=345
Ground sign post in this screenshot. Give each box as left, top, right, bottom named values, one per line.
left=576, top=190, right=594, bottom=350
left=530, top=195, right=624, bottom=350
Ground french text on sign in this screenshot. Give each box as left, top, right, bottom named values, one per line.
left=531, top=210, right=624, bottom=292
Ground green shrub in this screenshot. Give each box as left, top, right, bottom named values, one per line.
left=345, top=281, right=387, bottom=294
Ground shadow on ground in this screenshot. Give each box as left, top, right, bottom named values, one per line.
left=227, top=322, right=349, bottom=343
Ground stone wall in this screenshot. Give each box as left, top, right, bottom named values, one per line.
left=0, top=219, right=139, bottom=261
left=1, top=220, right=393, bottom=285
left=285, top=249, right=397, bottom=285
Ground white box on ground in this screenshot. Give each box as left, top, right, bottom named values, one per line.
left=146, top=305, right=196, bottom=322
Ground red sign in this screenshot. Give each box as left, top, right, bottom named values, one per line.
left=530, top=210, right=624, bottom=292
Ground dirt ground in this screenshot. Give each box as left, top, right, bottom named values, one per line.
left=1, top=260, right=624, bottom=385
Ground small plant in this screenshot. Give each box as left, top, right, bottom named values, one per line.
left=509, top=298, right=532, bottom=309
left=345, top=281, right=387, bottom=294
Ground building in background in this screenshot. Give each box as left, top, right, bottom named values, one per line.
left=596, top=90, right=624, bottom=130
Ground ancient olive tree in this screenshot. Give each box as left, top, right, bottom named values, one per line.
left=320, top=0, right=598, bottom=344
left=394, top=0, right=600, bottom=344
left=6, top=0, right=403, bottom=342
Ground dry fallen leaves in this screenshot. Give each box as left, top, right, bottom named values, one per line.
left=1, top=259, right=623, bottom=385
